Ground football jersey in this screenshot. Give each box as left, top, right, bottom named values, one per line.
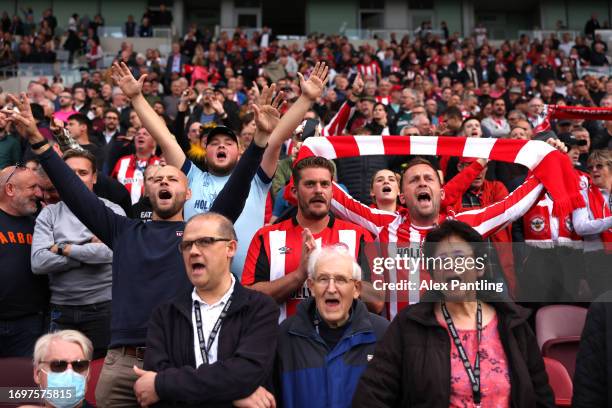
left=242, top=214, right=372, bottom=321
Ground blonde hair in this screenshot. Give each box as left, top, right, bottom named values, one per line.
left=587, top=149, right=612, bottom=167
left=33, top=330, right=93, bottom=367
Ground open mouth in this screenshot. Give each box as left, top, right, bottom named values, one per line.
left=325, top=299, right=340, bottom=307
left=382, top=186, right=392, bottom=193
left=216, top=151, right=227, bottom=159
left=416, top=191, right=432, bottom=203
left=158, top=189, right=172, bottom=200
left=191, top=262, right=205, bottom=273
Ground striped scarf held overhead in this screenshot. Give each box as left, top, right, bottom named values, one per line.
left=294, top=135, right=586, bottom=217
left=533, top=104, right=612, bottom=133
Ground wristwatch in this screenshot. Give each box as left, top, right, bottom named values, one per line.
left=57, top=243, right=67, bottom=256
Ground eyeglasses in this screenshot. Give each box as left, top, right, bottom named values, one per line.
left=41, top=359, right=90, bottom=373
left=179, top=236, right=232, bottom=252
left=313, top=275, right=355, bottom=287
left=3, top=162, right=26, bottom=184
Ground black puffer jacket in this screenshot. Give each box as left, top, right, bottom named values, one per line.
left=352, top=296, right=555, bottom=408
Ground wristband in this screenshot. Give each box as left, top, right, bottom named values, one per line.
left=30, top=139, right=49, bottom=150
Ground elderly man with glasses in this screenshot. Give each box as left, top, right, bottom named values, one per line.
left=274, top=244, right=389, bottom=408
left=136, top=212, right=279, bottom=407
left=0, top=161, right=48, bottom=358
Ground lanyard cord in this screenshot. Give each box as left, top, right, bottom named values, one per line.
left=441, top=301, right=483, bottom=406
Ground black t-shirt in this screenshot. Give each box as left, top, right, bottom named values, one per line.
left=0, top=209, right=49, bottom=319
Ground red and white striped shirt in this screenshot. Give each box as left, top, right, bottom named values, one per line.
left=242, top=215, right=371, bottom=321
left=357, top=62, right=381, bottom=81
left=111, top=155, right=161, bottom=204
left=330, top=178, right=543, bottom=318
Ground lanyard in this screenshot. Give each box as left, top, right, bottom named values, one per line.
left=441, top=301, right=482, bottom=407
left=193, top=295, right=233, bottom=365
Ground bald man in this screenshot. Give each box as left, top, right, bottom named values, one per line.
left=0, top=164, right=49, bottom=357
left=7, top=92, right=273, bottom=407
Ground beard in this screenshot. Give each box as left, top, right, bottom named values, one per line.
left=151, top=195, right=185, bottom=220
left=298, top=197, right=329, bottom=220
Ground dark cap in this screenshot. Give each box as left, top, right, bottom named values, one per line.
left=557, top=119, right=572, bottom=126
left=205, top=126, right=238, bottom=145
left=558, top=132, right=588, bottom=148
left=360, top=95, right=376, bottom=104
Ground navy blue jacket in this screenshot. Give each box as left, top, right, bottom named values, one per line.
left=275, top=298, right=389, bottom=408
left=144, top=280, right=279, bottom=407
left=37, top=142, right=265, bottom=347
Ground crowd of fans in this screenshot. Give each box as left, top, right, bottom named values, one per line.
left=0, top=4, right=611, bottom=408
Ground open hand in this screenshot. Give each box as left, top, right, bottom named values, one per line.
left=4, top=93, right=43, bottom=142
left=298, top=62, right=329, bottom=101
left=351, top=73, right=364, bottom=96
left=111, top=62, right=146, bottom=99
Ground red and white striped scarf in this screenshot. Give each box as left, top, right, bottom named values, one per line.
left=534, top=104, right=612, bottom=133
left=294, top=135, right=585, bottom=217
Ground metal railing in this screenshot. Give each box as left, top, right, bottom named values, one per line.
left=577, top=65, right=612, bottom=77
left=0, top=63, right=84, bottom=82
left=517, top=30, right=581, bottom=41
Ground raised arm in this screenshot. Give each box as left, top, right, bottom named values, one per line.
left=441, top=159, right=487, bottom=209
left=330, top=182, right=395, bottom=237
left=258, top=62, right=329, bottom=179
left=6, top=93, right=131, bottom=248
left=454, top=175, right=544, bottom=238
left=111, top=62, right=186, bottom=168
left=322, top=73, right=362, bottom=136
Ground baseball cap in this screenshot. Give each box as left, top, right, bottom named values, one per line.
left=205, top=126, right=238, bottom=145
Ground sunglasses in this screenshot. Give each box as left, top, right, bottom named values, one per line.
left=41, top=359, right=90, bottom=373
left=179, top=236, right=232, bottom=253
left=4, top=162, right=26, bottom=184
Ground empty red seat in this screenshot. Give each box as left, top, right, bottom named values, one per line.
left=543, top=357, right=573, bottom=407
left=0, top=357, right=36, bottom=408
left=536, top=305, right=587, bottom=378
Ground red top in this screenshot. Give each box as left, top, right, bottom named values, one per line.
left=438, top=314, right=511, bottom=408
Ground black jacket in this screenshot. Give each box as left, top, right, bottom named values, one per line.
left=573, top=291, right=612, bottom=407
left=144, top=279, right=279, bottom=407
left=352, top=296, right=555, bottom=408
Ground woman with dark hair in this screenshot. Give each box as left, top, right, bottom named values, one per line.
left=366, top=102, right=390, bottom=135
left=353, top=220, right=555, bottom=408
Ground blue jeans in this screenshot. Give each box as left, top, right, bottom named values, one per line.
left=50, top=301, right=111, bottom=360
left=0, top=313, right=46, bottom=357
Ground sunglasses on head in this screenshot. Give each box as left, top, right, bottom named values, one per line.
left=41, top=359, right=90, bottom=373
left=4, top=162, right=26, bottom=184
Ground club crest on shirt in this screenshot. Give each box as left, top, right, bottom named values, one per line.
left=530, top=216, right=546, bottom=233
left=278, top=246, right=292, bottom=254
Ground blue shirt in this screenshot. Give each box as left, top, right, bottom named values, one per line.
left=182, top=160, right=271, bottom=278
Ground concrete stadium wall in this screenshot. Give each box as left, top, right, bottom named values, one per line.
left=306, top=0, right=359, bottom=34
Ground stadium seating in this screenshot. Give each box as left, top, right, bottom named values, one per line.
left=85, top=358, right=105, bottom=407
left=536, top=304, right=588, bottom=378
left=543, top=357, right=573, bottom=407
left=0, top=357, right=36, bottom=408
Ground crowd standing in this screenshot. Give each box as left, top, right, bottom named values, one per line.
left=0, top=4, right=611, bottom=408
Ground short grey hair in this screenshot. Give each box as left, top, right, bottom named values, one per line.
left=33, top=330, right=93, bottom=367
left=307, top=245, right=362, bottom=280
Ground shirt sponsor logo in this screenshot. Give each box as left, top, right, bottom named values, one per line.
left=0, top=231, right=32, bottom=245
left=278, top=246, right=292, bottom=254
